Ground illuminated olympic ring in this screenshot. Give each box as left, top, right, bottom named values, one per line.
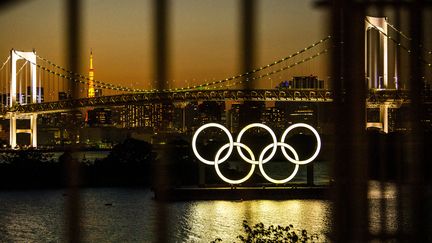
left=192, top=123, right=321, bottom=184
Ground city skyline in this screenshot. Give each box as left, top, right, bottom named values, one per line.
left=0, top=0, right=328, bottom=90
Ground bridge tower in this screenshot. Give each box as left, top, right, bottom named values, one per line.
left=9, top=49, right=39, bottom=148
left=365, top=16, right=389, bottom=89
left=364, top=16, right=401, bottom=133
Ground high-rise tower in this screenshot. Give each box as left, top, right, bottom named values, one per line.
left=88, top=49, right=95, bottom=98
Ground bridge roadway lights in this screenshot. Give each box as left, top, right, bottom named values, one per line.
left=9, top=112, right=38, bottom=149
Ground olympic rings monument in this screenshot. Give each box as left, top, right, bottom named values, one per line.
left=192, top=122, right=321, bottom=185
left=154, top=122, right=329, bottom=200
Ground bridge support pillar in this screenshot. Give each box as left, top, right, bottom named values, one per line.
left=30, top=113, right=38, bottom=147
left=366, top=101, right=403, bottom=133
left=380, top=104, right=389, bottom=134
left=8, top=49, right=39, bottom=148
left=9, top=114, right=16, bottom=149
left=8, top=113, right=38, bottom=149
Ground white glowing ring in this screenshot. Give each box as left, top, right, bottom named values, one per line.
left=259, top=142, right=299, bottom=184
left=192, top=123, right=322, bottom=184
left=192, top=123, right=233, bottom=165
left=236, top=123, right=278, bottom=165
left=280, top=123, right=321, bottom=165
left=214, top=142, right=255, bottom=184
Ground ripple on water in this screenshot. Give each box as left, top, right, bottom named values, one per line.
left=0, top=183, right=407, bottom=242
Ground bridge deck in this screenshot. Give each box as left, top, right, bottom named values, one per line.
left=2, top=89, right=334, bottom=114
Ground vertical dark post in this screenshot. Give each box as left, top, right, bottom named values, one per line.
left=65, top=0, right=81, bottom=242
left=330, top=1, right=368, bottom=242
left=239, top=0, right=259, bottom=130
left=307, top=163, right=314, bottom=186
left=198, top=163, right=205, bottom=186
left=241, top=0, right=256, bottom=91
left=154, top=0, right=169, bottom=91
left=153, top=0, right=169, bottom=241
left=407, top=0, right=427, bottom=241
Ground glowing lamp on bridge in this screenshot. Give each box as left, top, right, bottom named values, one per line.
left=192, top=123, right=321, bottom=185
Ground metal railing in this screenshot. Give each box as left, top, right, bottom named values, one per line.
left=1, top=0, right=431, bottom=242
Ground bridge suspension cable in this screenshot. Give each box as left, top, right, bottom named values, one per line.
left=178, top=35, right=332, bottom=91
left=0, top=56, right=10, bottom=71
left=385, top=19, right=432, bottom=57
left=12, top=35, right=331, bottom=95
left=33, top=36, right=331, bottom=93
left=385, top=20, right=411, bottom=41
left=34, top=54, right=141, bottom=93
left=366, top=18, right=432, bottom=69
left=214, top=47, right=331, bottom=89
left=12, top=51, right=139, bottom=94
left=16, top=61, right=28, bottom=75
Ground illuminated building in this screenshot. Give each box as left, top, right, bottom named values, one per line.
left=156, top=102, right=174, bottom=131
left=262, top=106, right=285, bottom=132
left=227, top=103, right=241, bottom=133
left=275, top=102, right=318, bottom=128
left=184, top=102, right=200, bottom=132
left=239, top=101, right=265, bottom=127
left=278, top=75, right=325, bottom=89
left=120, top=104, right=151, bottom=128
left=87, top=108, right=113, bottom=127
left=198, top=101, right=224, bottom=124
left=119, top=103, right=173, bottom=131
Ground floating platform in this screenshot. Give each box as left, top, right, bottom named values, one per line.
left=153, top=185, right=330, bottom=201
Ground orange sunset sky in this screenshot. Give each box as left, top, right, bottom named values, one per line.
left=1, top=0, right=342, bottom=91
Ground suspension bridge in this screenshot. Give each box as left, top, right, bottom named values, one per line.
left=0, top=16, right=430, bottom=148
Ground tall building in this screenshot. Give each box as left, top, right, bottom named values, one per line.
left=276, top=102, right=318, bottom=127
left=198, top=101, right=224, bottom=124
left=87, top=108, right=113, bottom=127
left=278, top=75, right=325, bottom=89
left=184, top=102, right=200, bottom=132
left=227, top=103, right=241, bottom=133
left=88, top=49, right=95, bottom=98
left=262, top=106, right=285, bottom=132
left=120, top=104, right=151, bottom=128
left=238, top=101, right=265, bottom=127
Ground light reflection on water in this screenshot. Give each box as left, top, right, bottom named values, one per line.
left=368, top=180, right=402, bottom=236
left=0, top=182, right=403, bottom=242
left=179, top=200, right=331, bottom=242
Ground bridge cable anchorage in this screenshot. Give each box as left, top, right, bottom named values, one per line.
left=366, top=19, right=432, bottom=70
